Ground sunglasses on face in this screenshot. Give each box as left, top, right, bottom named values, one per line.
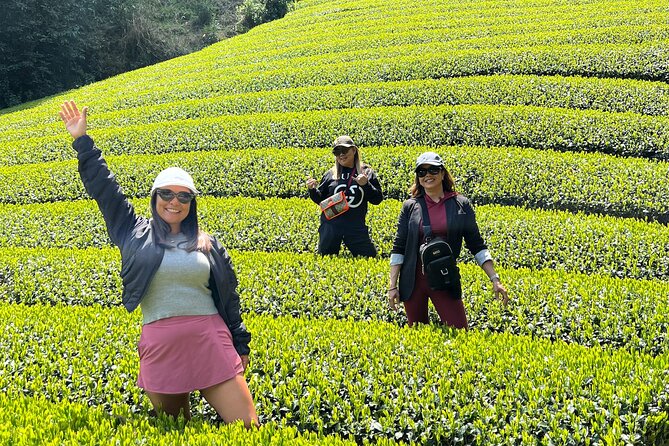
left=416, top=166, right=443, bottom=177
left=332, top=146, right=351, bottom=156
left=155, top=188, right=195, bottom=204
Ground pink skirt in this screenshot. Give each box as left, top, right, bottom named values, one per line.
left=137, top=314, right=243, bottom=394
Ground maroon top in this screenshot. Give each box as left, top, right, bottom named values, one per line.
left=424, top=194, right=448, bottom=238
left=419, top=191, right=458, bottom=240
left=416, top=191, right=458, bottom=272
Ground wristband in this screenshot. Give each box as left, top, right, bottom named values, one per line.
left=490, top=274, right=500, bottom=283
left=387, top=286, right=398, bottom=291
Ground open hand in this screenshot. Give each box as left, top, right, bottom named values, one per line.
left=59, top=100, right=88, bottom=140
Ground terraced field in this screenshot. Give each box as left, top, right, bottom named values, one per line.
left=0, top=0, right=667, bottom=444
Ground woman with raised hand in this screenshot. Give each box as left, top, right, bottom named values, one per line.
left=387, top=151, right=508, bottom=327
left=59, top=101, right=258, bottom=426
left=306, top=135, right=383, bottom=257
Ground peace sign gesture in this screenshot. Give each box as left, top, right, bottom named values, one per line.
left=58, top=100, right=89, bottom=140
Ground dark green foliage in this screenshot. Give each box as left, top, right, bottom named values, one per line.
left=92, top=0, right=225, bottom=75
left=1, top=0, right=286, bottom=110
left=236, top=0, right=291, bottom=33
left=0, top=0, right=97, bottom=109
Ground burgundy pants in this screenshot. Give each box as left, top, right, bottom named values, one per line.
left=404, top=266, right=468, bottom=329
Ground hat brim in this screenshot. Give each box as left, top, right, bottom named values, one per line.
left=415, top=161, right=444, bottom=169
left=151, top=181, right=199, bottom=194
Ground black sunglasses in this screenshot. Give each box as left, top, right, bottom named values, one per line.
left=332, top=146, right=351, bottom=156
left=416, top=166, right=443, bottom=177
left=155, top=188, right=195, bottom=204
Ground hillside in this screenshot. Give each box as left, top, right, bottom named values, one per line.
left=0, top=0, right=668, bottom=444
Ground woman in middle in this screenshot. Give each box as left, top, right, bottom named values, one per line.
left=306, top=135, right=384, bottom=257
left=387, top=151, right=508, bottom=327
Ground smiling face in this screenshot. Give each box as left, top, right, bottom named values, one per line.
left=334, top=146, right=357, bottom=168
left=417, top=164, right=445, bottom=194
left=154, top=185, right=192, bottom=234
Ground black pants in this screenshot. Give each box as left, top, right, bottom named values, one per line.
left=318, top=223, right=377, bottom=258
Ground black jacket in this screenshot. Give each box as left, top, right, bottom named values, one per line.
left=73, top=135, right=251, bottom=355
left=309, top=165, right=383, bottom=226
left=391, top=194, right=488, bottom=301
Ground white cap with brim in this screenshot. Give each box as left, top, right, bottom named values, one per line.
left=415, top=151, right=445, bottom=169
left=151, top=167, right=199, bottom=194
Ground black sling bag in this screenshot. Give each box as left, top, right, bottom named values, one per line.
left=417, top=196, right=462, bottom=298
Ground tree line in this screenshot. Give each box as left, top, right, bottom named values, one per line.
left=0, top=0, right=291, bottom=110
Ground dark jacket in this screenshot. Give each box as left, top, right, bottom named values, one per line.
left=73, top=135, right=251, bottom=355
left=309, top=165, right=383, bottom=226
left=391, top=194, right=488, bottom=301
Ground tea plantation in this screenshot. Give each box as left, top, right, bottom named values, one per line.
left=0, top=0, right=668, bottom=444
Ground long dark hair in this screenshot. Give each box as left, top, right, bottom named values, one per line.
left=409, top=167, right=456, bottom=198
left=150, top=194, right=212, bottom=253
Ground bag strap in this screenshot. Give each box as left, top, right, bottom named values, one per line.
left=416, top=196, right=434, bottom=241
left=342, top=167, right=357, bottom=197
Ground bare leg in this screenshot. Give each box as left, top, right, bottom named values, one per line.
left=145, top=391, right=191, bottom=420
left=200, top=375, right=258, bottom=428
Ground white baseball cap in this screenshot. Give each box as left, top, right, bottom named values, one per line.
left=415, top=151, right=445, bottom=169
left=151, top=167, right=199, bottom=194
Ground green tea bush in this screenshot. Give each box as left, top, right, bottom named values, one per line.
left=1, top=145, right=667, bottom=223
left=5, top=104, right=669, bottom=166
left=1, top=248, right=667, bottom=356
left=5, top=75, right=669, bottom=142
left=1, top=0, right=668, bottom=443
left=0, top=303, right=665, bottom=444
left=1, top=197, right=668, bottom=280
left=0, top=389, right=390, bottom=445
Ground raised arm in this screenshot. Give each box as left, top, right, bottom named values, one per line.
left=59, top=101, right=141, bottom=248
